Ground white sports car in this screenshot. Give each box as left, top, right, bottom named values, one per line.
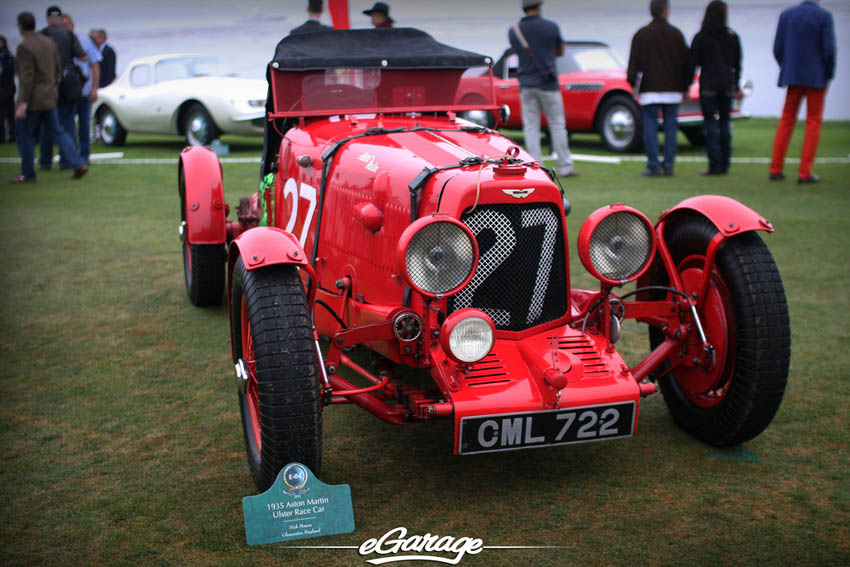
left=93, top=54, right=267, bottom=146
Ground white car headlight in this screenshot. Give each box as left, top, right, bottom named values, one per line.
left=441, top=309, right=495, bottom=363
left=247, top=99, right=265, bottom=108
left=397, top=216, right=478, bottom=298
left=578, top=204, right=655, bottom=285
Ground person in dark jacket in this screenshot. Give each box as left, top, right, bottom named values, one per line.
left=769, top=0, right=836, bottom=184
left=0, top=35, right=16, bottom=142
left=627, top=0, right=690, bottom=177
left=291, top=0, right=333, bottom=35
left=92, top=29, right=116, bottom=87
left=12, top=11, right=87, bottom=183
left=689, top=0, right=741, bottom=175
left=260, top=0, right=333, bottom=179
left=39, top=5, right=87, bottom=171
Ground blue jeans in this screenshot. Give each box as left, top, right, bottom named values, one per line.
left=700, top=93, right=731, bottom=173
left=642, top=103, right=679, bottom=171
left=16, top=109, right=84, bottom=179
left=40, top=97, right=92, bottom=168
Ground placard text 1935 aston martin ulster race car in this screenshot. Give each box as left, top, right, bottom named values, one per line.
left=177, top=29, right=789, bottom=492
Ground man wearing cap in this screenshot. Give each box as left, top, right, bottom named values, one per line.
left=364, top=2, right=394, bottom=28
left=508, top=0, right=577, bottom=178
left=39, top=5, right=87, bottom=171
left=12, top=11, right=87, bottom=183
left=41, top=13, right=100, bottom=169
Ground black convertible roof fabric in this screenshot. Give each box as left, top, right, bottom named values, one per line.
left=270, top=28, right=491, bottom=71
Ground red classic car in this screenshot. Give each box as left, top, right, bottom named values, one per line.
left=456, top=42, right=752, bottom=152
left=178, top=29, right=786, bottom=492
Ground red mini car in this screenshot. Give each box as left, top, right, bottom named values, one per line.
left=456, top=42, right=752, bottom=152
left=178, top=29, right=787, bottom=492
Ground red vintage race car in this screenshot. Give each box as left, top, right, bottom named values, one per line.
left=456, top=42, right=752, bottom=152
left=178, top=29, right=788, bottom=492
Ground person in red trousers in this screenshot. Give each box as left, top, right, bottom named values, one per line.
left=769, top=0, right=836, bottom=184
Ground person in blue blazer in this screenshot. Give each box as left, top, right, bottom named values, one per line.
left=769, top=0, right=836, bottom=184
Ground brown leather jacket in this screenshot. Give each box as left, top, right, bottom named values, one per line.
left=15, top=32, right=61, bottom=111
left=627, top=17, right=690, bottom=94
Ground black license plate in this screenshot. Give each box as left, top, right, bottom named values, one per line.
left=459, top=402, right=635, bottom=455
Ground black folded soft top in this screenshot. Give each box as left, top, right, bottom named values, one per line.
left=270, top=28, right=492, bottom=71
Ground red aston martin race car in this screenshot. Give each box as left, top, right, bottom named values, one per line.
left=178, top=29, right=788, bottom=492
left=456, top=42, right=752, bottom=152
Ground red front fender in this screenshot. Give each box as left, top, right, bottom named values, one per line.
left=179, top=146, right=226, bottom=245
left=228, top=227, right=310, bottom=274
left=660, top=195, right=774, bottom=236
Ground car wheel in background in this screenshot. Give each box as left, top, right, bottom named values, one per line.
left=183, top=103, right=221, bottom=146
left=458, top=109, right=495, bottom=129
left=179, top=169, right=225, bottom=306
left=681, top=125, right=706, bottom=146
left=96, top=105, right=127, bottom=146
left=457, top=95, right=496, bottom=129
left=231, top=258, right=323, bottom=493
left=649, top=217, right=790, bottom=446
left=597, top=94, right=642, bottom=153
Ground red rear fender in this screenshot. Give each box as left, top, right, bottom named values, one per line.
left=660, top=195, right=774, bottom=237
left=179, top=146, right=226, bottom=244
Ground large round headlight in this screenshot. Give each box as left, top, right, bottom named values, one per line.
left=397, top=216, right=478, bottom=297
left=440, top=308, right=495, bottom=363
left=578, top=204, right=655, bottom=285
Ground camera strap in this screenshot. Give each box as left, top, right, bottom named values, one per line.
left=512, top=21, right=553, bottom=79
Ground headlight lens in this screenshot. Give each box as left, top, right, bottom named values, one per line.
left=579, top=205, right=655, bottom=285
left=444, top=310, right=494, bottom=363
left=247, top=99, right=265, bottom=108
left=402, top=219, right=477, bottom=296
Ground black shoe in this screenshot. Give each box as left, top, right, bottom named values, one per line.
left=662, top=167, right=674, bottom=176
left=798, top=174, right=821, bottom=184
left=642, top=168, right=661, bottom=177
left=769, top=172, right=786, bottom=181
left=701, top=169, right=725, bottom=176
left=38, top=163, right=51, bottom=171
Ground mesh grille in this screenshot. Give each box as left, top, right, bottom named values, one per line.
left=589, top=212, right=652, bottom=281
left=448, top=203, right=567, bottom=331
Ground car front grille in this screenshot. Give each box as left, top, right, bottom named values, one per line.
left=448, top=203, right=567, bottom=332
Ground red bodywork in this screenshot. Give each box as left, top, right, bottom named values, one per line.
left=181, top=44, right=772, bottom=456
left=456, top=45, right=748, bottom=134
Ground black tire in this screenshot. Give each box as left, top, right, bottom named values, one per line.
left=681, top=125, right=706, bottom=146
left=183, top=103, right=220, bottom=146
left=649, top=216, right=790, bottom=446
left=231, top=257, right=323, bottom=492
left=179, top=170, right=224, bottom=306
left=96, top=105, right=127, bottom=146
left=182, top=240, right=225, bottom=306
left=597, top=94, right=642, bottom=153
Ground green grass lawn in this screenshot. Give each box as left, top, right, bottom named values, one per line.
left=1, top=118, right=848, bottom=566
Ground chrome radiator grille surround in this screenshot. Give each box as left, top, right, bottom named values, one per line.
left=448, top=203, right=567, bottom=331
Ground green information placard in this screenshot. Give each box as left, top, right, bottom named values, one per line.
left=242, top=463, right=355, bottom=546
